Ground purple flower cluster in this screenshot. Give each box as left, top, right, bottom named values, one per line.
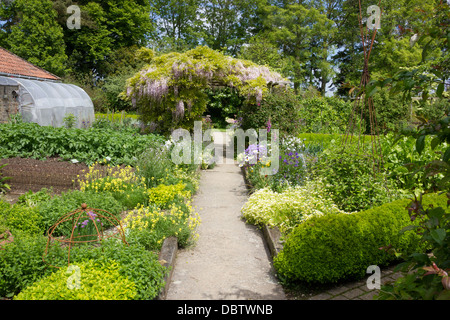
left=75, top=211, right=103, bottom=230
left=244, top=144, right=268, bottom=165
left=280, top=151, right=303, bottom=168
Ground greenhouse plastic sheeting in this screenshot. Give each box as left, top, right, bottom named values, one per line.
left=0, top=76, right=94, bottom=128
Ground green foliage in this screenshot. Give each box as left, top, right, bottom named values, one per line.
left=297, top=97, right=353, bottom=134
left=240, top=87, right=301, bottom=136
left=377, top=198, right=450, bottom=300
left=238, top=35, right=291, bottom=77
left=0, top=233, right=167, bottom=300
left=63, top=114, right=77, bottom=129
left=37, top=190, right=124, bottom=237
left=96, top=112, right=139, bottom=122
left=14, top=260, right=137, bottom=300
left=273, top=193, right=448, bottom=284
left=136, top=146, right=176, bottom=188
left=379, top=133, right=447, bottom=193
left=0, top=202, right=44, bottom=237
left=368, top=88, right=411, bottom=134
left=16, top=188, right=53, bottom=208
left=0, top=121, right=165, bottom=166
left=415, top=97, right=450, bottom=123
left=65, top=240, right=167, bottom=300
left=312, top=144, right=401, bottom=212
left=0, top=0, right=68, bottom=76
left=0, top=234, right=66, bottom=298
left=241, top=180, right=346, bottom=235
left=377, top=107, right=449, bottom=300
left=262, top=2, right=335, bottom=93
left=52, top=0, right=154, bottom=78
left=205, top=87, right=244, bottom=128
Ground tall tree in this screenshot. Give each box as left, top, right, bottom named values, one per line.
left=263, top=1, right=335, bottom=93
left=332, top=0, right=437, bottom=97
left=150, top=0, right=201, bottom=52
left=52, top=0, right=154, bottom=79
left=199, top=0, right=267, bottom=55
left=0, top=0, right=68, bottom=76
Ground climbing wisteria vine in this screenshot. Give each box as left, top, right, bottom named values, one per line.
left=124, top=46, right=287, bottom=133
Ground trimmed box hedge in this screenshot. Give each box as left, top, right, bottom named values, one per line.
left=273, top=193, right=448, bottom=284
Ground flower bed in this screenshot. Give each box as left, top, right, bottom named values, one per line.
left=239, top=132, right=449, bottom=288
left=0, top=124, right=202, bottom=300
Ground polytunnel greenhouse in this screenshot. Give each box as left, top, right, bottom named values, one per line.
left=0, top=75, right=95, bottom=128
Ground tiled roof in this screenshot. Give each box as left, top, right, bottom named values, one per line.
left=0, top=47, right=60, bottom=81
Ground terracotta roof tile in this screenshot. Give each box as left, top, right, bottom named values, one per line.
left=0, top=47, right=60, bottom=81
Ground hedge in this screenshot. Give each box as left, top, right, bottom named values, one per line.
left=14, top=260, right=137, bottom=300
left=273, top=193, right=448, bottom=284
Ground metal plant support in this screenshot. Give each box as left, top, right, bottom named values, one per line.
left=43, top=203, right=128, bottom=268
left=342, top=0, right=384, bottom=173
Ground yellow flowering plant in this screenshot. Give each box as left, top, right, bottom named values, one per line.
left=123, top=202, right=200, bottom=250
left=77, top=161, right=148, bottom=209
left=147, top=182, right=191, bottom=209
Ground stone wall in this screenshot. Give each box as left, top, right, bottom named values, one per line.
left=0, top=85, right=20, bottom=123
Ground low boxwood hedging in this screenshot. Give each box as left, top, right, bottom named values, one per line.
left=273, top=193, right=448, bottom=284
left=0, top=234, right=167, bottom=300
left=14, top=260, right=138, bottom=300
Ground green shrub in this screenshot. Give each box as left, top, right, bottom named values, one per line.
left=136, top=146, right=176, bottom=188
left=297, top=133, right=373, bottom=154
left=65, top=240, right=167, bottom=300
left=240, top=87, right=302, bottom=136
left=297, top=97, right=352, bottom=134
left=0, top=234, right=66, bottom=298
left=1, top=234, right=167, bottom=300
left=16, top=188, right=53, bottom=207
left=0, top=203, right=44, bottom=236
left=124, top=203, right=200, bottom=251
left=379, top=133, right=447, bottom=193
left=273, top=193, right=448, bottom=284
left=241, top=180, right=346, bottom=234
left=14, top=260, right=137, bottom=300
left=38, top=190, right=124, bottom=237
left=312, top=143, right=402, bottom=212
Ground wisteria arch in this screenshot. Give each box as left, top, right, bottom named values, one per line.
left=124, top=46, right=288, bottom=133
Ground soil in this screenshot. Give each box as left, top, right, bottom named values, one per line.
left=0, top=156, right=89, bottom=203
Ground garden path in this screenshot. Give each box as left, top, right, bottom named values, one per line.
left=165, top=131, right=286, bottom=300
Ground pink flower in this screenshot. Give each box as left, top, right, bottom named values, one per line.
left=266, top=118, right=272, bottom=133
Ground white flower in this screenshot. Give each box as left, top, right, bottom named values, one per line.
left=71, top=159, right=79, bottom=164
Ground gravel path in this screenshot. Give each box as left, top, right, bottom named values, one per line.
left=165, top=131, right=286, bottom=300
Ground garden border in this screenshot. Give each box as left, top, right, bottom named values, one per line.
left=156, top=236, right=178, bottom=300
left=240, top=165, right=284, bottom=257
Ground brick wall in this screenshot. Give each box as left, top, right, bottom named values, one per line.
left=0, top=85, right=19, bottom=123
